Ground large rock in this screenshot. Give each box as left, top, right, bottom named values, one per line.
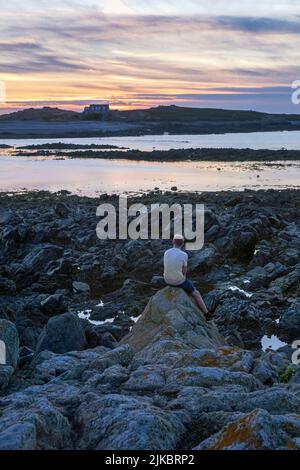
left=0, top=423, right=37, bottom=450
left=270, top=264, right=300, bottom=296
left=0, top=319, right=19, bottom=369
left=21, top=244, right=64, bottom=273
left=122, top=287, right=224, bottom=354
left=188, top=247, right=217, bottom=274
left=0, top=394, right=72, bottom=450
left=169, top=386, right=298, bottom=418
left=279, top=299, right=300, bottom=340
left=195, top=409, right=298, bottom=450
left=213, top=299, right=261, bottom=349
left=75, top=394, right=186, bottom=450
left=36, top=313, right=87, bottom=354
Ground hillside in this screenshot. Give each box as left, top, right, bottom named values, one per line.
left=0, top=106, right=81, bottom=122
left=111, top=105, right=300, bottom=123
left=1, top=105, right=300, bottom=123
left=1, top=105, right=300, bottom=138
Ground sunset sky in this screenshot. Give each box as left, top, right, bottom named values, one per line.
left=0, top=0, right=300, bottom=114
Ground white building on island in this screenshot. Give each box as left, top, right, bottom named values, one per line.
left=83, top=103, right=110, bottom=114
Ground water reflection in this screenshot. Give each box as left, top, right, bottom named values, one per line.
left=0, top=155, right=299, bottom=196
left=2, top=130, right=300, bottom=151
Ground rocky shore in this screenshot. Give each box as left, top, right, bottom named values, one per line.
left=0, top=188, right=300, bottom=449
left=11, top=145, right=300, bottom=162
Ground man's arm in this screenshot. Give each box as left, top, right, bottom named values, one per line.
left=182, top=253, right=188, bottom=275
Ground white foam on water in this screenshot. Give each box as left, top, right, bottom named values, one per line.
left=130, top=315, right=141, bottom=323
left=228, top=286, right=253, bottom=298
left=261, top=335, right=287, bottom=352
left=78, top=311, right=90, bottom=320
left=77, top=310, right=114, bottom=326
left=89, top=318, right=114, bottom=326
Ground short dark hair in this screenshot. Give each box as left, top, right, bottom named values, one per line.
left=173, top=238, right=184, bottom=248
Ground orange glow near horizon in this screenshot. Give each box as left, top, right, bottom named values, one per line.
left=0, top=2, right=299, bottom=114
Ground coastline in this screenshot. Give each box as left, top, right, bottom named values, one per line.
left=1, top=118, right=300, bottom=140
left=11, top=147, right=300, bottom=162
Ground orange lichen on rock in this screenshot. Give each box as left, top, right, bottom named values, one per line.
left=196, top=410, right=283, bottom=450
left=211, top=413, right=262, bottom=450
left=285, top=439, right=296, bottom=450
left=218, top=346, right=240, bottom=356
left=163, top=290, right=177, bottom=302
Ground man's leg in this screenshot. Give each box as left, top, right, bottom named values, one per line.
left=192, top=290, right=209, bottom=317
left=180, top=279, right=210, bottom=319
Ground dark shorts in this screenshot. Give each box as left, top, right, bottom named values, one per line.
left=166, top=278, right=196, bottom=294
left=178, top=278, right=196, bottom=294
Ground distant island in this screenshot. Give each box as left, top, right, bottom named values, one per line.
left=1, top=105, right=300, bottom=138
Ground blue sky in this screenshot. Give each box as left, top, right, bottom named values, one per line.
left=0, top=0, right=300, bottom=113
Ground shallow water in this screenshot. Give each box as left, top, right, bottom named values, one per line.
left=261, top=335, right=287, bottom=352
left=1, top=130, right=300, bottom=151
left=0, top=155, right=299, bottom=195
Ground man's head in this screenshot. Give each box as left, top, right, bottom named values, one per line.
left=173, top=234, right=185, bottom=249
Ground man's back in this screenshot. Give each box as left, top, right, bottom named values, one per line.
left=164, top=247, right=188, bottom=286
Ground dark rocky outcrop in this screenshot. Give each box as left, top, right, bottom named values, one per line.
left=122, top=287, right=224, bottom=353
left=0, top=286, right=299, bottom=450
left=0, top=189, right=300, bottom=450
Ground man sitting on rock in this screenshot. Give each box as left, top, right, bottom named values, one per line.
left=164, top=234, right=211, bottom=320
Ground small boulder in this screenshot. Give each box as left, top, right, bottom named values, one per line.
left=0, top=208, right=20, bottom=226
left=54, top=202, right=70, bottom=218
left=40, top=294, right=68, bottom=315
left=36, top=313, right=87, bottom=354
left=0, top=365, right=14, bottom=391
left=150, top=275, right=165, bottom=288
left=18, top=346, right=34, bottom=368
left=279, top=299, right=300, bottom=340
left=72, top=281, right=91, bottom=295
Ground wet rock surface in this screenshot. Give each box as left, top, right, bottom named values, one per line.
left=0, top=189, right=300, bottom=449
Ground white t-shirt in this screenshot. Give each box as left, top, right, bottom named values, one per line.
left=164, top=248, right=188, bottom=286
